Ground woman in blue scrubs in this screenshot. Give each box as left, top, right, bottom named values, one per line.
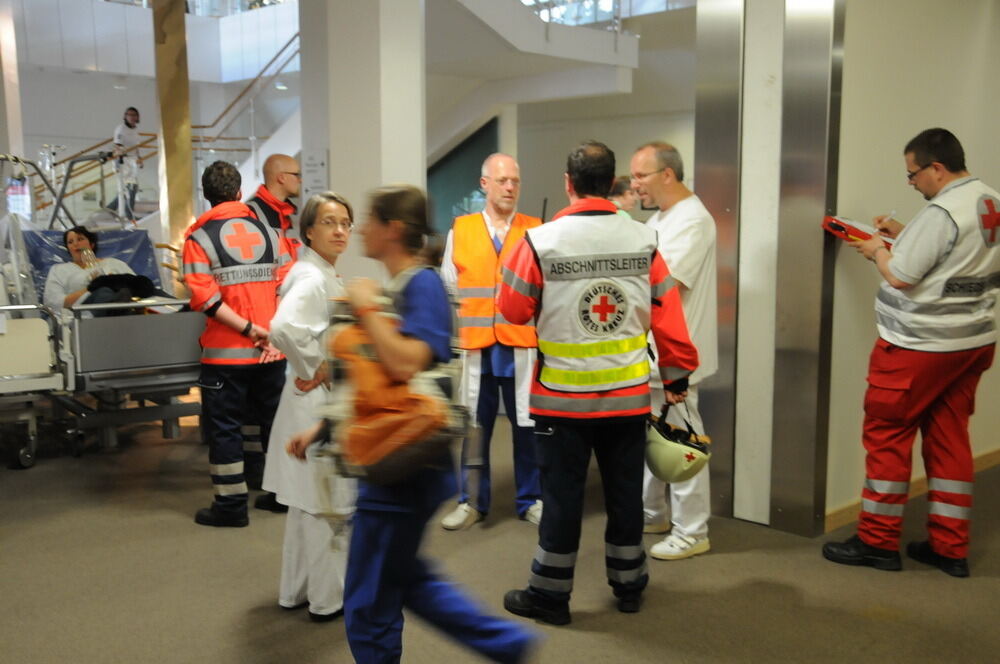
left=339, top=185, right=536, bottom=663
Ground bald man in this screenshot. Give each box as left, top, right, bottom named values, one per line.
left=439, top=153, right=543, bottom=531
left=245, top=153, right=301, bottom=513
left=247, top=154, right=303, bottom=264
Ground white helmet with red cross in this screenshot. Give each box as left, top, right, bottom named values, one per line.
left=645, top=405, right=711, bottom=484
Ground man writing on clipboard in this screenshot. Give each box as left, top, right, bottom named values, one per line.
left=822, top=128, right=1000, bottom=578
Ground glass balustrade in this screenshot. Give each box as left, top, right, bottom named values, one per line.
left=520, top=0, right=689, bottom=26
left=103, top=0, right=292, bottom=18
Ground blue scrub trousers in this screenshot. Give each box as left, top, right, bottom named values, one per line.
left=345, top=477, right=535, bottom=663
left=460, top=372, right=540, bottom=516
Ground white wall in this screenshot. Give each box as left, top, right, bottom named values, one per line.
left=12, top=0, right=296, bottom=83
left=518, top=111, right=693, bottom=221
left=827, top=0, right=1000, bottom=512
left=517, top=9, right=696, bottom=220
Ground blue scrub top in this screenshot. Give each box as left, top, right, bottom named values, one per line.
left=356, top=268, right=457, bottom=512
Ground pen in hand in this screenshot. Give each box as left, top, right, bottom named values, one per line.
left=875, top=209, right=899, bottom=238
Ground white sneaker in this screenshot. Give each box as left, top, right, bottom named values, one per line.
left=441, top=503, right=483, bottom=531
left=649, top=533, right=710, bottom=560
left=643, top=519, right=671, bottom=534
left=522, top=500, right=543, bottom=525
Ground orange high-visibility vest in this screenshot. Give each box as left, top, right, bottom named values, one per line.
left=453, top=212, right=540, bottom=350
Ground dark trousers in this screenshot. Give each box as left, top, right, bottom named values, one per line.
left=345, top=496, right=534, bottom=663
left=198, top=361, right=285, bottom=513
left=108, top=183, right=138, bottom=220
left=87, top=286, right=127, bottom=317
left=460, top=373, right=540, bottom=516
left=528, top=416, right=648, bottom=605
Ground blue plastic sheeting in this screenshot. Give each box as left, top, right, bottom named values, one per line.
left=21, top=224, right=162, bottom=300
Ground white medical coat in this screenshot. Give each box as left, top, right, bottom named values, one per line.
left=263, top=246, right=353, bottom=514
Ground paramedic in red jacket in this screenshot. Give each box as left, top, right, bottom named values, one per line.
left=246, top=153, right=302, bottom=269
left=182, top=160, right=290, bottom=528
left=499, top=141, right=699, bottom=625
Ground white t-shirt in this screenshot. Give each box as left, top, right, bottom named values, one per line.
left=113, top=122, right=140, bottom=151
left=646, top=194, right=719, bottom=384
left=43, top=257, right=135, bottom=312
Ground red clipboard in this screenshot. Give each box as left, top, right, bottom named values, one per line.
left=822, top=216, right=894, bottom=246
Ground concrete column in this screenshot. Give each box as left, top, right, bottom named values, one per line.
left=733, top=0, right=784, bottom=524
left=497, top=104, right=518, bottom=160
left=0, top=0, right=23, bottom=161
left=152, top=0, right=194, bottom=258
left=299, top=0, right=426, bottom=281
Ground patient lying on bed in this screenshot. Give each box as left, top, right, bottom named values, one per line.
left=43, top=226, right=138, bottom=316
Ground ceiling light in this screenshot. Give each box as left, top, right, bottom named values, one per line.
left=274, top=81, right=288, bottom=91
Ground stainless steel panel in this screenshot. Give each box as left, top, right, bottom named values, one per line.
left=75, top=311, right=203, bottom=375
left=694, top=0, right=744, bottom=518
left=768, top=0, right=845, bottom=535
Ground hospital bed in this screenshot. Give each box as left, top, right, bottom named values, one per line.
left=0, top=211, right=202, bottom=467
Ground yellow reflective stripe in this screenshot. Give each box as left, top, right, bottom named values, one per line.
left=540, top=361, right=648, bottom=387
left=538, top=334, right=647, bottom=359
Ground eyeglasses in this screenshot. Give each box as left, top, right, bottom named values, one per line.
left=630, top=168, right=665, bottom=182
left=906, top=164, right=933, bottom=181
left=282, top=171, right=302, bottom=179
left=317, top=218, right=353, bottom=231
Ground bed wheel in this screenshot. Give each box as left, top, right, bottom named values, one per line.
left=17, top=437, right=36, bottom=469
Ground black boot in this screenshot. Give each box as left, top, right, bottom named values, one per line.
left=503, top=589, right=571, bottom=626
left=254, top=492, right=288, bottom=513
left=617, top=592, right=642, bottom=614
left=194, top=504, right=248, bottom=528
left=906, top=540, right=969, bottom=578
left=822, top=534, right=901, bottom=570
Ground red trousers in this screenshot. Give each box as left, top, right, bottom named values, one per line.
left=858, top=338, right=994, bottom=558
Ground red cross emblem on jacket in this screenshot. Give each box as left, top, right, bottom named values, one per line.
left=223, top=221, right=265, bottom=262
left=980, top=196, right=1000, bottom=245
left=591, top=295, right=617, bottom=322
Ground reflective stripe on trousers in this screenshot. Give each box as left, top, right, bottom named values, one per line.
left=857, top=339, right=992, bottom=557
left=528, top=416, right=648, bottom=602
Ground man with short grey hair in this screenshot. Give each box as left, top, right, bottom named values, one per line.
left=630, top=141, right=719, bottom=560
left=439, top=153, right=543, bottom=530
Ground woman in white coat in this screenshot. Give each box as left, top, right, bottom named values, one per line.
left=263, top=191, right=356, bottom=622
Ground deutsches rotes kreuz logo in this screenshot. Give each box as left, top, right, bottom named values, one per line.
left=578, top=281, right=627, bottom=336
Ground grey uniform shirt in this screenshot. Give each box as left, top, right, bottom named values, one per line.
left=887, top=178, right=975, bottom=285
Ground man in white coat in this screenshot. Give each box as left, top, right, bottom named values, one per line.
left=438, top=154, right=543, bottom=530
left=263, top=192, right=356, bottom=621
left=630, top=142, right=719, bottom=560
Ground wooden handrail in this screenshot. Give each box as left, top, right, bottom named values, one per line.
left=32, top=136, right=158, bottom=194
left=207, top=45, right=299, bottom=142
left=34, top=156, right=155, bottom=210
left=192, top=32, right=299, bottom=131
left=33, top=142, right=251, bottom=210
left=30, top=134, right=262, bottom=195
left=42, top=31, right=298, bottom=170
left=51, top=132, right=158, bottom=168
left=30, top=31, right=299, bottom=209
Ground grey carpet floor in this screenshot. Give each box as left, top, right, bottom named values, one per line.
left=1, top=419, right=998, bottom=664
